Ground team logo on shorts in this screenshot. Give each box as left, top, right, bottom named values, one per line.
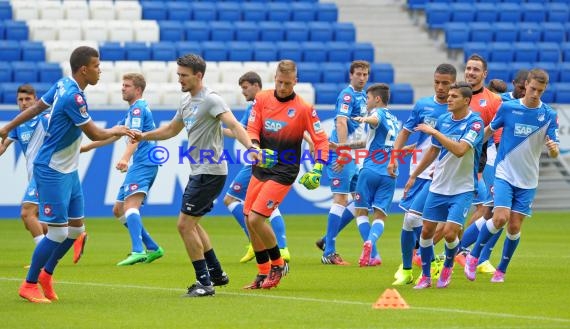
left=28, top=189, right=36, bottom=197
left=287, top=109, right=296, bottom=118
left=354, top=193, right=361, bottom=201
left=132, top=108, right=141, bottom=116
left=129, top=184, right=139, bottom=191
left=266, top=200, right=274, bottom=209
left=44, top=204, right=53, bottom=216
left=332, top=178, right=341, bottom=187
left=232, top=183, right=242, bottom=192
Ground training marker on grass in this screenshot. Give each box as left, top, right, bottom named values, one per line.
left=372, top=288, right=409, bottom=309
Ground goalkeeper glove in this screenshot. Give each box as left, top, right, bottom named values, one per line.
left=248, top=146, right=278, bottom=169
left=299, top=162, right=323, bottom=190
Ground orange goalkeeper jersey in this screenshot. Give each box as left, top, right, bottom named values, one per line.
left=247, top=90, right=329, bottom=185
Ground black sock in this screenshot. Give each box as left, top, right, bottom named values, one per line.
left=266, top=245, right=281, bottom=262
left=192, top=259, right=211, bottom=286
left=204, top=249, right=223, bottom=278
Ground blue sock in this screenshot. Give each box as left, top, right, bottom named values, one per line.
left=44, top=238, right=75, bottom=274
left=444, top=238, right=460, bottom=268
left=356, top=215, right=370, bottom=243
left=228, top=201, right=249, bottom=239
left=471, top=220, right=499, bottom=257
left=338, top=201, right=355, bottom=233
left=368, top=219, right=384, bottom=258
left=141, top=227, right=159, bottom=251
left=419, top=241, right=434, bottom=278
left=461, top=221, right=481, bottom=249
left=126, top=209, right=145, bottom=253
left=401, top=229, right=415, bottom=269
left=479, top=228, right=502, bottom=264
left=324, top=204, right=344, bottom=256
left=497, top=232, right=520, bottom=273
left=26, top=237, right=60, bottom=283
left=270, top=210, right=287, bottom=248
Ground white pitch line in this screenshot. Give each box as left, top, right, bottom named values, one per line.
left=2, top=277, right=569, bottom=324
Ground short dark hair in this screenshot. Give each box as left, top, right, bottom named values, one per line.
left=238, top=71, right=262, bottom=89
left=435, top=63, right=457, bottom=79
left=467, top=54, right=488, bottom=71
left=450, top=81, right=473, bottom=101
left=487, top=79, right=507, bottom=94
left=70, top=46, right=99, bottom=74
left=527, top=68, right=549, bottom=85
left=513, top=69, right=529, bottom=84
left=177, top=53, right=207, bottom=77
left=17, top=84, right=36, bottom=96
left=366, top=83, right=390, bottom=105
left=350, top=60, right=370, bottom=75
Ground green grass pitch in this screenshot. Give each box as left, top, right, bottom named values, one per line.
left=1, top=212, right=569, bottom=329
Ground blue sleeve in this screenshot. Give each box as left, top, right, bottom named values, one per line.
left=128, top=106, right=144, bottom=131
left=40, top=83, right=57, bottom=106
left=334, top=90, right=352, bottom=118
left=8, top=127, right=18, bottom=141
left=65, top=93, right=91, bottom=126
left=431, top=117, right=443, bottom=148
left=490, top=104, right=505, bottom=131
left=403, top=102, right=421, bottom=132
left=460, top=118, right=484, bottom=148
left=548, top=110, right=560, bottom=143
left=239, top=104, right=252, bottom=128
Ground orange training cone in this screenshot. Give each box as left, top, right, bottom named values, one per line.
left=372, top=288, right=410, bottom=309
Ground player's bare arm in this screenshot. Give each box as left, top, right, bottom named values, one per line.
left=80, top=135, right=121, bottom=153
left=218, top=111, right=254, bottom=149
left=134, top=119, right=184, bottom=142
left=545, top=136, right=559, bottom=158
left=81, top=121, right=132, bottom=141
left=116, top=141, right=138, bottom=173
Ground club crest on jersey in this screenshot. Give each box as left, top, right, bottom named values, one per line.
left=479, top=99, right=487, bottom=107
left=313, top=121, right=323, bottom=133
left=265, top=119, right=287, bottom=132
left=287, top=108, right=296, bottom=118
left=266, top=200, right=274, bottom=209
left=132, top=108, right=141, bottom=116
left=74, top=94, right=85, bottom=105
left=537, top=113, right=545, bottom=122
left=514, top=123, right=538, bottom=137
left=44, top=204, right=53, bottom=216
left=343, top=94, right=352, bottom=102
left=249, top=110, right=256, bottom=122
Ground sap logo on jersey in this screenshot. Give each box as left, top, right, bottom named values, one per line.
left=514, top=123, right=538, bottom=137
left=265, top=119, right=287, bottom=132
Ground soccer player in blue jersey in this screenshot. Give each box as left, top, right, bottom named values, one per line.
left=222, top=71, right=290, bottom=263
left=464, top=69, right=560, bottom=283
left=320, top=60, right=370, bottom=265
left=405, top=82, right=484, bottom=289
left=0, top=46, right=132, bottom=303
left=389, top=64, right=457, bottom=285
left=81, top=73, right=164, bottom=266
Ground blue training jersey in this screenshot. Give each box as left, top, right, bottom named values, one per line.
left=500, top=92, right=516, bottom=102
left=490, top=99, right=559, bottom=189
left=430, top=111, right=484, bottom=196
left=403, top=95, right=448, bottom=180
left=118, top=98, right=157, bottom=166
left=8, top=110, right=50, bottom=180
left=363, top=107, right=400, bottom=176
left=330, top=85, right=367, bottom=144
left=35, top=77, right=91, bottom=173
left=239, top=102, right=253, bottom=128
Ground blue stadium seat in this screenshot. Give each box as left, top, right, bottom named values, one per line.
left=297, top=63, right=321, bottom=84
left=217, top=2, right=241, bottom=22
left=292, top=3, right=316, bottom=21
left=494, top=22, right=517, bottom=42
left=5, top=20, right=28, bottom=40
left=486, top=62, right=510, bottom=83
left=152, top=42, right=176, bottom=61
left=0, top=62, right=12, bottom=83
left=209, top=21, right=234, bottom=42
left=141, top=1, right=167, bottom=21
left=258, top=22, right=284, bottom=42
left=277, top=42, right=303, bottom=62
left=333, top=22, right=355, bottom=42
left=327, top=42, right=352, bottom=62
left=370, top=63, right=394, bottom=84
left=241, top=3, right=266, bottom=21
left=125, top=42, right=151, bottom=61
left=202, top=41, right=227, bottom=61
left=407, top=0, right=427, bottom=11
left=470, top=22, right=493, bottom=43
left=542, top=22, right=565, bottom=43
left=34, top=83, right=51, bottom=99
left=302, top=42, right=327, bottom=62
left=252, top=42, right=277, bottom=61
left=0, top=1, right=12, bottom=20
left=99, top=42, right=125, bottom=61
left=37, top=62, right=62, bottom=84
left=425, top=3, right=451, bottom=30
left=317, top=3, right=338, bottom=22
left=314, top=83, right=338, bottom=104
left=509, top=62, right=531, bottom=82
left=12, top=62, right=38, bottom=83
left=562, top=43, right=570, bottom=62
left=177, top=41, right=202, bottom=58
left=514, top=42, right=538, bottom=62
left=191, top=3, right=216, bottom=21
left=554, top=83, right=570, bottom=103
left=451, top=3, right=475, bottom=22
left=463, top=42, right=491, bottom=63
left=445, top=23, right=469, bottom=49
left=538, top=43, right=561, bottom=63
left=498, top=3, right=521, bottom=23
left=559, top=62, right=570, bottom=83
left=234, top=22, right=258, bottom=42
left=390, top=83, right=414, bottom=104
left=158, top=21, right=184, bottom=42
left=1, top=83, right=22, bottom=104
left=518, top=22, right=542, bottom=43
left=228, top=42, right=253, bottom=61
left=491, top=43, right=514, bottom=63
left=535, top=62, right=560, bottom=83
left=267, top=3, right=291, bottom=21
left=474, top=3, right=497, bottom=23
left=0, top=21, right=4, bottom=39
left=321, top=63, right=346, bottom=83
left=185, top=21, right=210, bottom=42
left=547, top=3, right=569, bottom=23
left=285, top=22, right=309, bottom=42
left=166, top=2, right=191, bottom=21
left=308, top=22, right=333, bottom=42
left=522, top=3, right=546, bottom=23
left=353, top=42, right=374, bottom=62
left=540, top=83, right=555, bottom=103
left=0, top=40, right=20, bottom=61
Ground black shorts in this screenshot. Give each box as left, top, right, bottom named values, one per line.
left=180, top=174, right=227, bottom=217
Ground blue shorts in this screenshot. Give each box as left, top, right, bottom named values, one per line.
left=22, top=177, right=39, bottom=204
left=181, top=174, right=226, bottom=217
left=472, top=177, right=489, bottom=205
left=34, top=165, right=84, bottom=224
left=354, top=168, right=396, bottom=215
left=482, top=164, right=496, bottom=206
left=226, top=165, right=252, bottom=201
left=409, top=179, right=432, bottom=215
left=399, top=177, right=430, bottom=212
left=493, top=178, right=536, bottom=216
left=326, top=151, right=358, bottom=194
left=116, top=164, right=159, bottom=202
left=422, top=191, right=474, bottom=226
